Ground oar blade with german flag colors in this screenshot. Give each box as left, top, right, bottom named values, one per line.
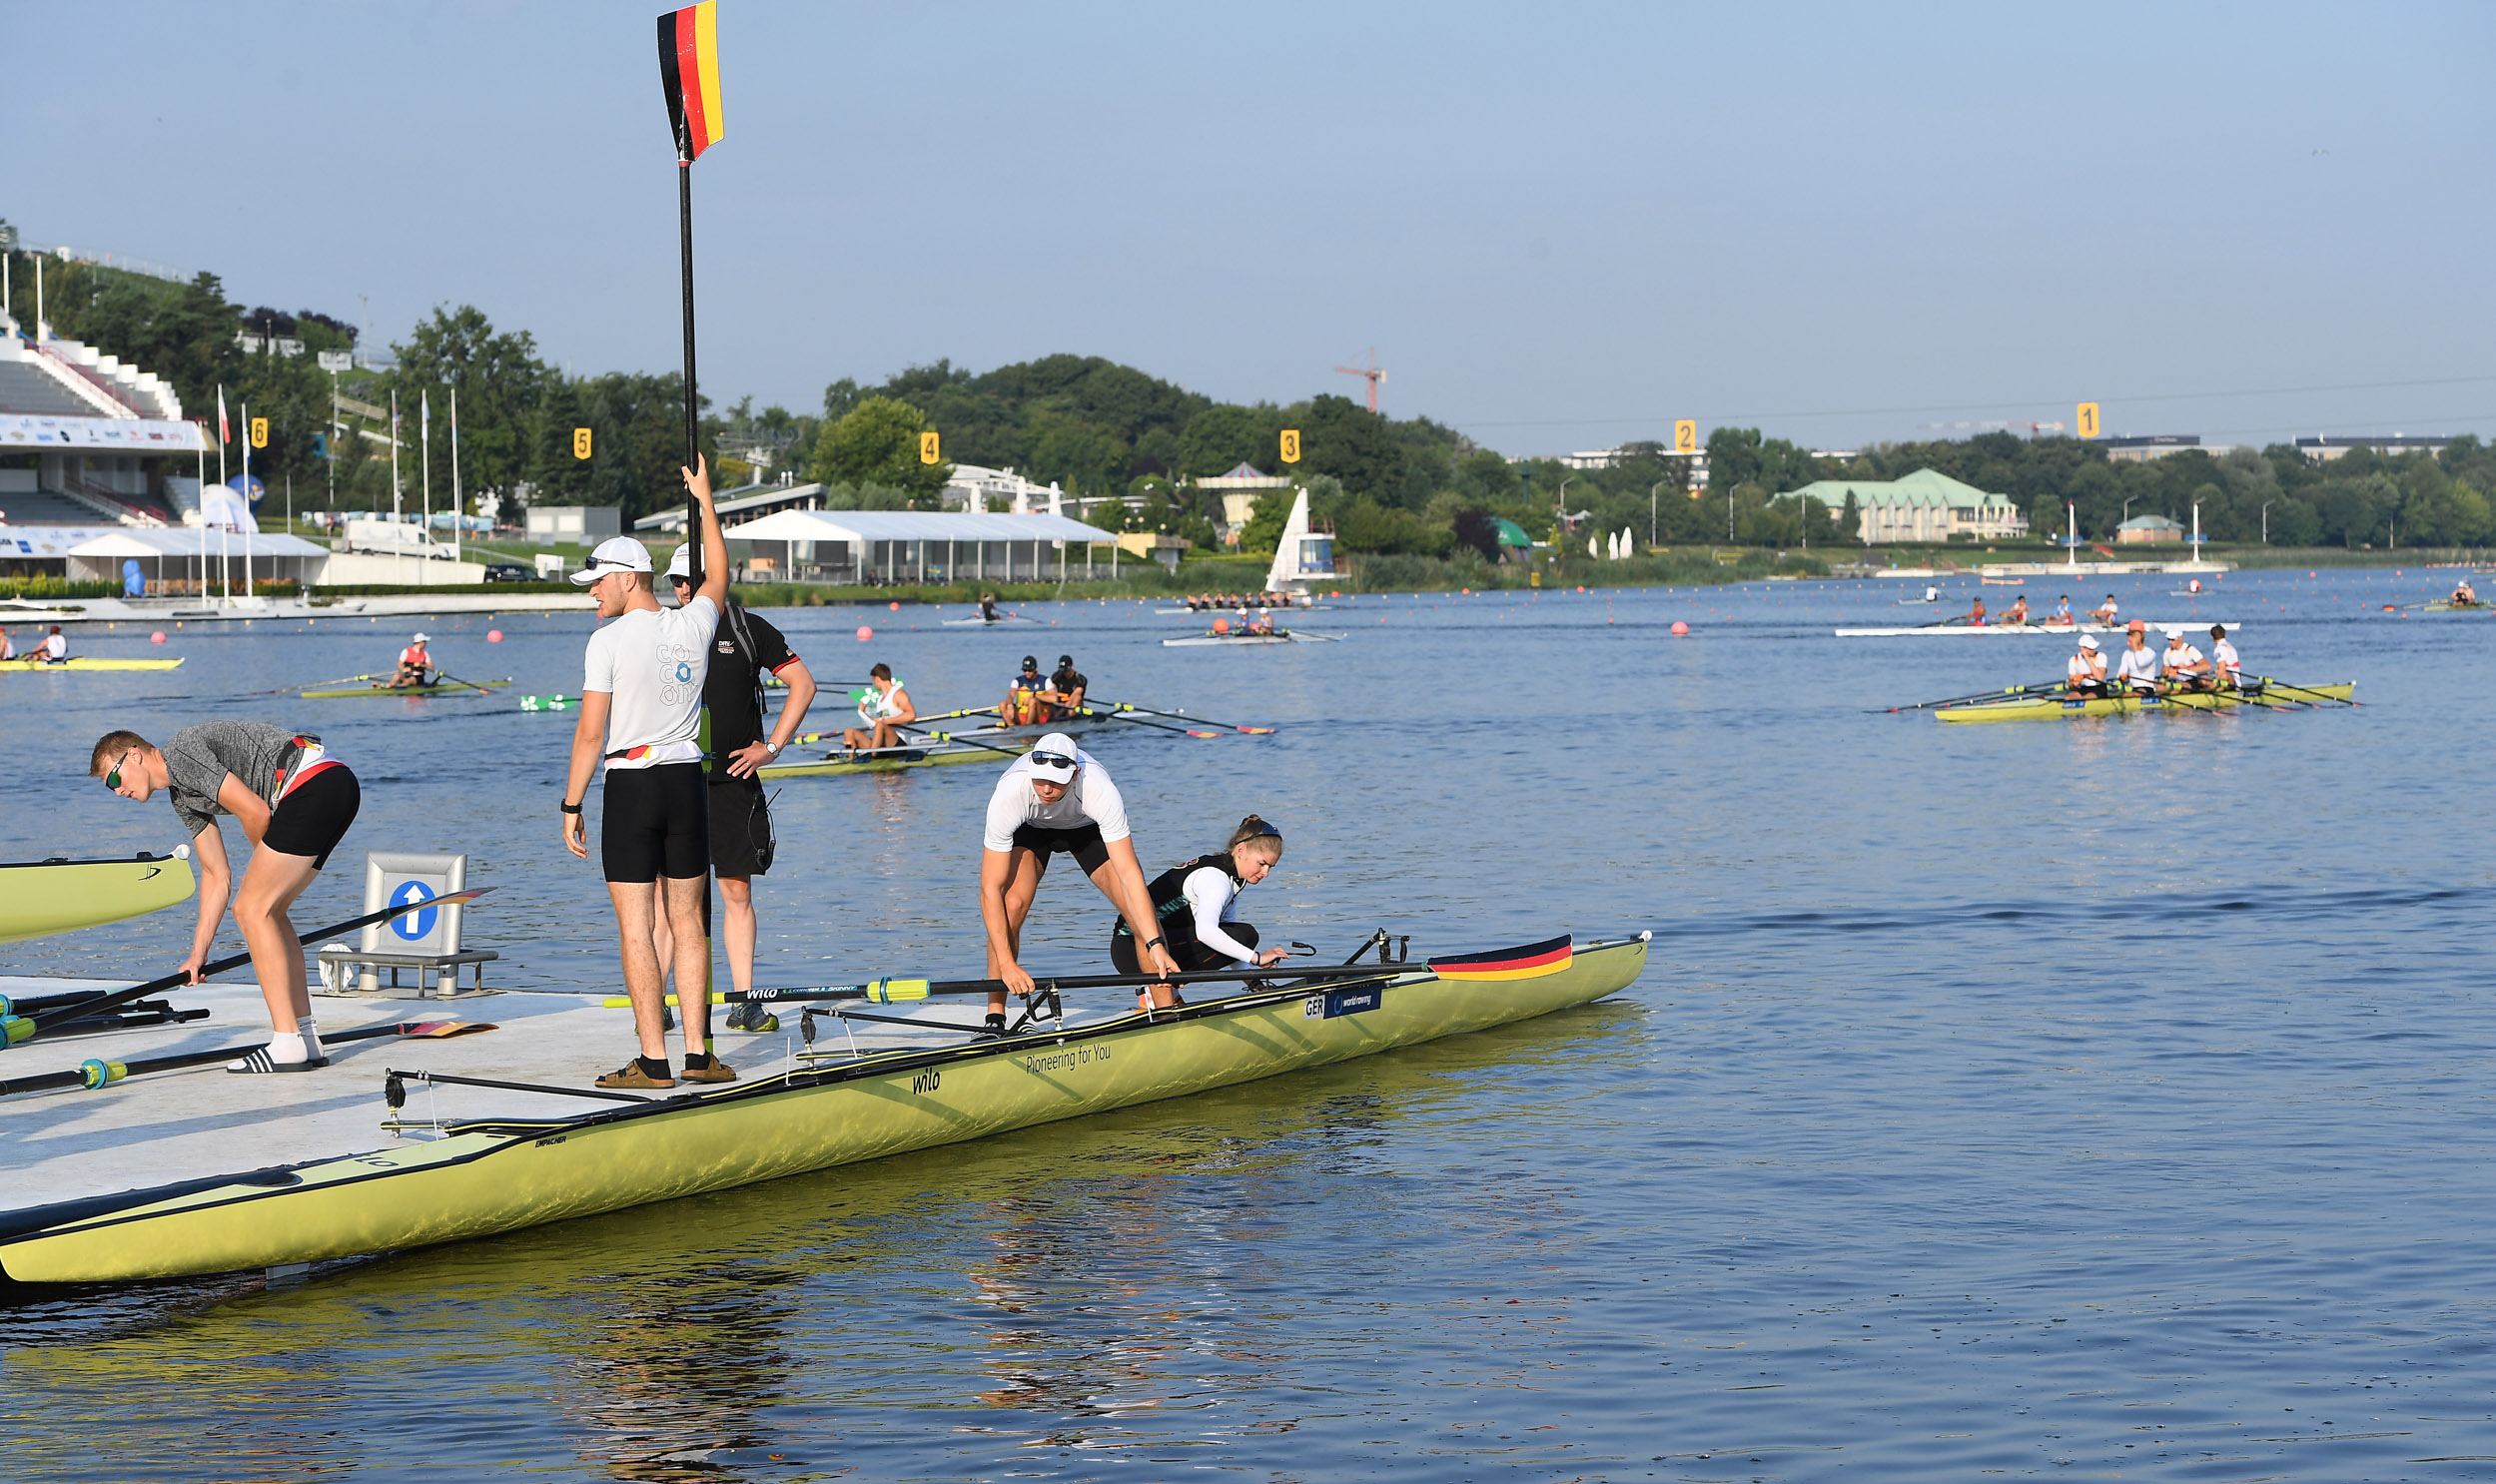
left=1426, top=935, right=1574, bottom=981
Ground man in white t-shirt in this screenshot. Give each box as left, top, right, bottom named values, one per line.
left=561, top=457, right=729, bottom=1091
left=2208, top=625, right=2240, bottom=689
left=979, top=733, right=1179, bottom=1035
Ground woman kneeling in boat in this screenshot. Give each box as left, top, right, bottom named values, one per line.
left=91, top=723, right=362, bottom=1072
left=1111, top=816, right=1292, bottom=1003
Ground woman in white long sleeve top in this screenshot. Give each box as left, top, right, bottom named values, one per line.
left=1111, top=815, right=1290, bottom=987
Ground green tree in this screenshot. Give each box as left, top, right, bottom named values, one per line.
left=390, top=305, right=544, bottom=507
left=1240, top=485, right=1298, bottom=554
left=809, top=394, right=949, bottom=506
left=1178, top=403, right=1282, bottom=477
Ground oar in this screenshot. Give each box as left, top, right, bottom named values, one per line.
left=1069, top=705, right=1222, bottom=739
left=5, top=888, right=493, bottom=1048
left=599, top=960, right=1403, bottom=1010
left=1100, top=700, right=1275, bottom=734
left=895, top=722, right=1026, bottom=757
left=2247, top=677, right=2359, bottom=707
left=429, top=672, right=508, bottom=695
left=0, top=1018, right=483, bottom=1099
left=1878, top=679, right=2068, bottom=714
left=785, top=704, right=1000, bottom=747
left=258, top=673, right=381, bottom=697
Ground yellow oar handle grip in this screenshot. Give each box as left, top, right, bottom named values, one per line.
left=597, top=994, right=728, bottom=1009
left=0, top=1016, right=33, bottom=1048
left=80, top=1059, right=127, bottom=1090
left=864, top=979, right=930, bottom=1003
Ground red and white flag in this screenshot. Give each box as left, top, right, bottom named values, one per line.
left=217, top=385, right=229, bottom=445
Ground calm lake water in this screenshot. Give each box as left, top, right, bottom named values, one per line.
left=5, top=564, right=2495, bottom=1481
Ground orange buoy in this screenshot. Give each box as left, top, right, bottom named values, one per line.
left=856, top=625, right=873, bottom=641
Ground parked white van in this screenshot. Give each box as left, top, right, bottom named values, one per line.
left=342, top=517, right=459, bottom=560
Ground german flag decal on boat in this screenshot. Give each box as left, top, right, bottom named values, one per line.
left=1426, top=935, right=1573, bottom=981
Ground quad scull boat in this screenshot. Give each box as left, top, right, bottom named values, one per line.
left=1935, top=682, right=2354, bottom=722
left=0, top=932, right=1646, bottom=1284
left=1164, top=629, right=1344, bottom=647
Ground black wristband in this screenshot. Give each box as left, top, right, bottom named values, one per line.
left=1144, top=936, right=1166, bottom=951
left=560, top=800, right=583, bottom=815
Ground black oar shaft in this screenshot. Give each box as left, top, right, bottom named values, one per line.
left=0, top=1018, right=457, bottom=1099
left=735, top=961, right=1395, bottom=1003
left=20, top=889, right=492, bottom=1044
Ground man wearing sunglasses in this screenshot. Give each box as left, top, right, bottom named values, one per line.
left=90, top=722, right=361, bottom=1072
left=560, top=457, right=731, bottom=1091
left=979, top=732, right=1178, bottom=1035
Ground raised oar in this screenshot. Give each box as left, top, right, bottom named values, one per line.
left=1069, top=705, right=1222, bottom=739
left=0, top=1018, right=482, bottom=1099
left=1100, top=700, right=1275, bottom=735
left=600, top=960, right=1402, bottom=1010
left=5, top=888, right=493, bottom=1048
left=1878, top=679, right=2068, bottom=714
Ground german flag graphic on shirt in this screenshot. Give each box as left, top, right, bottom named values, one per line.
left=656, top=3, right=723, bottom=161
left=1426, top=935, right=1574, bottom=982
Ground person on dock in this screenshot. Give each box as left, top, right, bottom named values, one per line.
left=979, top=733, right=1179, bottom=1036
left=91, top=721, right=361, bottom=1073
left=655, top=540, right=818, bottom=1035
left=2089, top=594, right=2120, bottom=625
left=843, top=663, right=914, bottom=754
left=2051, top=594, right=2074, bottom=625
left=2208, top=624, right=2240, bottom=690
left=34, top=624, right=67, bottom=664
left=1110, top=816, right=1291, bottom=1000
left=391, top=633, right=433, bottom=689
left=2066, top=635, right=2107, bottom=697
left=1002, top=655, right=1048, bottom=726
left=2160, top=628, right=2212, bottom=692
left=559, top=458, right=731, bottom=1092
left=979, top=591, right=1001, bottom=623
left=2112, top=620, right=2162, bottom=695
left=1960, top=595, right=1988, bottom=627
left=2001, top=595, right=2030, bottom=625
left=1043, top=654, right=1087, bottom=720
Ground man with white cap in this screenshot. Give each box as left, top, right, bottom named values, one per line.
left=979, top=733, right=1179, bottom=1035
left=560, top=457, right=730, bottom=1090
left=2066, top=634, right=2107, bottom=697
left=391, top=633, right=433, bottom=689
left=2160, top=627, right=2211, bottom=693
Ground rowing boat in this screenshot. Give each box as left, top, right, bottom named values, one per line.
left=758, top=738, right=1030, bottom=779
left=0, top=852, right=196, bottom=944
left=0, top=657, right=184, bottom=671
left=1164, top=629, right=1344, bottom=647
left=1935, top=682, right=2354, bottom=722
left=0, top=933, right=1645, bottom=1283
left=940, top=614, right=1035, bottom=626
left=302, top=678, right=510, bottom=700
left=2423, top=601, right=2490, bottom=613
left=1836, top=620, right=2241, bottom=638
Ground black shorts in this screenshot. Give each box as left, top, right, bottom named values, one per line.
left=1010, top=821, right=1110, bottom=876
left=263, top=765, right=361, bottom=871
left=708, top=777, right=774, bottom=879
left=602, top=762, right=710, bottom=883
left=1112, top=920, right=1256, bottom=977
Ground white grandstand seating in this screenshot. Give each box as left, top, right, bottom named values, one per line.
left=0, top=491, right=104, bottom=525
left=0, top=357, right=103, bottom=417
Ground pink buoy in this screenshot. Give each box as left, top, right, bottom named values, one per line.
left=888, top=600, right=901, bottom=611
left=1671, top=621, right=1689, bottom=635
left=486, top=629, right=503, bottom=642
left=150, top=631, right=166, bottom=643
left=856, top=625, right=873, bottom=641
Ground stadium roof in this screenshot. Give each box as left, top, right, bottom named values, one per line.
left=723, top=508, right=1116, bottom=544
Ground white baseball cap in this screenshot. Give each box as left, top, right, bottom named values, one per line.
left=664, top=542, right=709, bottom=581
left=1026, top=733, right=1080, bottom=782
left=569, top=536, right=653, bottom=586
left=411, top=632, right=430, bottom=643
left=2077, top=635, right=2098, bottom=650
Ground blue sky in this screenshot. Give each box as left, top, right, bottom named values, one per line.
left=15, top=1, right=2495, bottom=454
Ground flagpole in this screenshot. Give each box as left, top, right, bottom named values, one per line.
left=420, top=388, right=431, bottom=586
left=391, top=387, right=404, bottom=586
left=240, top=398, right=252, bottom=603
left=449, top=385, right=462, bottom=566
left=216, top=385, right=229, bottom=605
left=677, top=157, right=700, bottom=584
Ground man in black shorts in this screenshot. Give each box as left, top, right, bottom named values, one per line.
left=1043, top=653, right=1088, bottom=721
left=93, top=721, right=362, bottom=1072
left=562, top=458, right=731, bottom=1090
left=658, top=541, right=817, bottom=1032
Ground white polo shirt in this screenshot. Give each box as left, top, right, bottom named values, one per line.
left=583, top=596, right=719, bottom=770
left=983, top=748, right=1131, bottom=851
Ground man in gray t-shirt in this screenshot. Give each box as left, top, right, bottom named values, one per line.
left=91, top=720, right=363, bottom=1072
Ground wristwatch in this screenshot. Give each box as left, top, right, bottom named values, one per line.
left=764, top=739, right=783, bottom=757
left=560, top=800, right=582, bottom=815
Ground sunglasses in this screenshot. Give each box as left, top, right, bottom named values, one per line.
left=1243, top=820, right=1281, bottom=839
left=1030, top=751, right=1078, bottom=770
left=103, top=749, right=136, bottom=790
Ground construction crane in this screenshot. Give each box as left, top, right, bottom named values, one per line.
left=1334, top=349, right=1385, bottom=413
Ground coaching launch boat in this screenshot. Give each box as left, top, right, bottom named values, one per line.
left=0, top=933, right=1644, bottom=1285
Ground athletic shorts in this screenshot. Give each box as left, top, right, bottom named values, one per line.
left=263, top=765, right=361, bottom=871
left=1010, top=821, right=1109, bottom=876
left=1113, top=920, right=1256, bottom=976
left=602, top=762, right=710, bottom=884
left=708, top=777, right=774, bottom=879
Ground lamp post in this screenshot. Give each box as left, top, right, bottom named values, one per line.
left=2261, top=500, right=2272, bottom=544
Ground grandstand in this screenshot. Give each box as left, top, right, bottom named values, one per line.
left=0, top=309, right=199, bottom=536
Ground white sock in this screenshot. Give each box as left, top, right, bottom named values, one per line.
left=266, top=1032, right=309, bottom=1063
left=297, top=1016, right=324, bottom=1057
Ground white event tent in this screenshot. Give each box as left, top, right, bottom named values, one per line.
left=722, top=508, right=1120, bottom=584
